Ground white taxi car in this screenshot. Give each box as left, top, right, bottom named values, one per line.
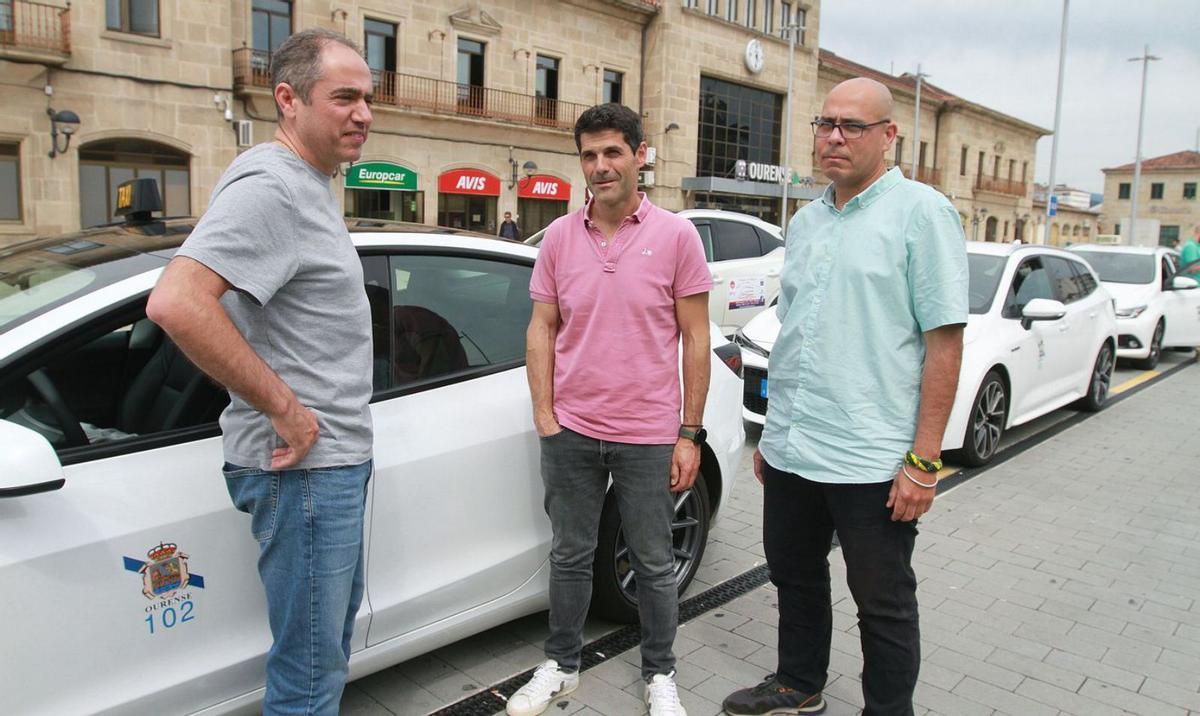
left=527, top=209, right=784, bottom=335
left=0, top=186, right=746, bottom=714
left=734, top=242, right=1117, bottom=466
left=1069, top=244, right=1200, bottom=369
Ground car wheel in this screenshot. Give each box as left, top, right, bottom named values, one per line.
left=959, top=370, right=1006, bottom=467
left=591, top=471, right=711, bottom=623
left=1076, top=342, right=1115, bottom=412
left=1132, top=320, right=1164, bottom=370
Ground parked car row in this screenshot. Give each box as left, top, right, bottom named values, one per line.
left=0, top=206, right=747, bottom=714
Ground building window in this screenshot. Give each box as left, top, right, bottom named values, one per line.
left=977, top=151, right=985, bottom=178
left=1008, top=159, right=1015, bottom=181
left=745, top=0, right=756, bottom=28
left=764, top=0, right=774, bottom=34
left=696, top=75, right=783, bottom=180
left=993, top=156, right=1000, bottom=178
left=795, top=8, right=807, bottom=44
left=727, top=0, right=738, bottom=22
left=603, top=69, right=623, bottom=105
left=1118, top=182, right=1130, bottom=200
left=894, top=136, right=904, bottom=167
left=1185, top=182, right=1197, bottom=200
left=78, top=139, right=190, bottom=228
left=535, top=55, right=560, bottom=123
left=0, top=142, right=20, bottom=222
left=959, top=145, right=967, bottom=176
left=779, top=0, right=791, bottom=38
left=252, top=0, right=291, bottom=53
left=364, top=19, right=396, bottom=75
left=1160, top=225, right=1180, bottom=247
left=1150, top=182, right=1164, bottom=200
left=456, top=38, right=486, bottom=114
left=707, top=0, right=719, bottom=14
left=1022, top=161, right=1028, bottom=183
left=681, top=0, right=698, bottom=7
left=106, top=0, right=159, bottom=37
left=918, top=141, right=927, bottom=169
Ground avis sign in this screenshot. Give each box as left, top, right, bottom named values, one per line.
left=518, top=175, right=570, bottom=201
left=438, top=168, right=501, bottom=196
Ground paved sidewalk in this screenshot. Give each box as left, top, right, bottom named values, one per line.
left=346, top=361, right=1200, bottom=715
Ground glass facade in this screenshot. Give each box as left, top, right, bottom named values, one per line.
left=696, top=76, right=782, bottom=180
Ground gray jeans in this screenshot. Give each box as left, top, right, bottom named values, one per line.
left=540, top=427, right=678, bottom=679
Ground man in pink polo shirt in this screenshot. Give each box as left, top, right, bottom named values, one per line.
left=508, top=104, right=711, bottom=716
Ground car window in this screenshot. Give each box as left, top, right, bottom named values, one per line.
left=713, top=220, right=762, bottom=261
left=1003, top=257, right=1053, bottom=318
left=1045, top=256, right=1086, bottom=304
left=1161, top=256, right=1175, bottom=289
left=755, top=227, right=784, bottom=254
left=967, top=253, right=1006, bottom=314
left=1069, top=259, right=1098, bottom=297
left=690, top=221, right=715, bottom=262
left=384, top=254, right=533, bottom=388
left=1071, top=250, right=1155, bottom=284
left=1, top=305, right=229, bottom=454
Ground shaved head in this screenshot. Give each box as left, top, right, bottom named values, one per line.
left=824, top=78, right=894, bottom=121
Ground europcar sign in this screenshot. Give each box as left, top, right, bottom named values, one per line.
left=346, top=162, right=419, bottom=191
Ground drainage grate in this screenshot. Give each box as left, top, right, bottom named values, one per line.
left=429, top=564, right=772, bottom=716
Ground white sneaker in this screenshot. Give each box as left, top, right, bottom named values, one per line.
left=505, top=659, right=580, bottom=716
left=645, top=671, right=687, bottom=716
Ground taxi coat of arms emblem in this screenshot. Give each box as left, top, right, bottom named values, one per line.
left=138, top=542, right=191, bottom=599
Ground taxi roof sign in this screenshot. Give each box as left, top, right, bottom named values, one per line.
left=115, top=178, right=162, bottom=222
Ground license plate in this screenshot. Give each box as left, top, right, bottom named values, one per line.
left=759, top=378, right=768, bottom=398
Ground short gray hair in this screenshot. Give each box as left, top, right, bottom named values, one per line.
left=270, top=28, right=361, bottom=119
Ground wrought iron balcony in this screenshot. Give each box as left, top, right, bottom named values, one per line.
left=0, top=0, right=71, bottom=61
left=975, top=176, right=1028, bottom=197
left=233, top=48, right=590, bottom=132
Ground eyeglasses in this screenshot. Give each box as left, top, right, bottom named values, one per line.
left=811, top=118, right=890, bottom=139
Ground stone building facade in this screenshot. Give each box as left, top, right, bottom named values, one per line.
left=2, top=0, right=1049, bottom=248
left=1100, top=150, right=1200, bottom=246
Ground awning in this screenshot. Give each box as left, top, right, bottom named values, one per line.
left=681, top=176, right=825, bottom=201
left=346, top=162, right=418, bottom=191
left=518, top=175, right=570, bottom=201
left=438, top=168, right=501, bottom=197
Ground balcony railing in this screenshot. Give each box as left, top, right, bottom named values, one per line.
left=0, top=0, right=70, bottom=57
left=889, top=162, right=941, bottom=187
left=976, top=176, right=1027, bottom=197
left=233, top=48, right=590, bottom=132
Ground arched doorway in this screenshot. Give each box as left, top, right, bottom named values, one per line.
left=1050, top=223, right=1060, bottom=245
left=79, top=138, right=191, bottom=227
left=1014, top=218, right=1026, bottom=243
left=984, top=216, right=998, bottom=242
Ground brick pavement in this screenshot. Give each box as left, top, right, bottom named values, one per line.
left=346, top=361, right=1200, bottom=715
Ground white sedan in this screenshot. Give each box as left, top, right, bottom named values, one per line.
left=527, top=209, right=784, bottom=335
left=734, top=242, right=1117, bottom=466
left=0, top=211, right=745, bottom=714
left=1069, top=244, right=1200, bottom=369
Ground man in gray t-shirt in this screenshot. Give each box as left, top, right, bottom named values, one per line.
left=147, top=29, right=375, bottom=715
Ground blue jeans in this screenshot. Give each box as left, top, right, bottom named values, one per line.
left=539, top=428, right=678, bottom=679
left=223, top=460, right=372, bottom=716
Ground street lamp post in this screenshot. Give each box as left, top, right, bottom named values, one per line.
left=1042, top=0, right=1070, bottom=245
left=780, top=20, right=804, bottom=233
left=910, top=64, right=928, bottom=181
left=1128, top=45, right=1160, bottom=246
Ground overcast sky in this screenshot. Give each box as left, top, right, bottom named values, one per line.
left=818, top=0, right=1200, bottom=194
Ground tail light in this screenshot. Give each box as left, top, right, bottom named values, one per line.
left=713, top=342, right=743, bottom=378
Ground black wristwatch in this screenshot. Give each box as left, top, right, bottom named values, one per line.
left=678, top=425, right=707, bottom=444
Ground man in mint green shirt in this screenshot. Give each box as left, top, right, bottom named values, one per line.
left=1180, top=226, right=1200, bottom=278
left=723, top=78, right=966, bottom=716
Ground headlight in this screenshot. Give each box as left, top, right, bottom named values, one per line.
left=1115, top=305, right=1148, bottom=319
left=733, top=329, right=770, bottom=358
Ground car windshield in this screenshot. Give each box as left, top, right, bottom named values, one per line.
left=0, top=240, right=164, bottom=334
left=968, top=253, right=1006, bottom=314
left=1072, top=251, right=1154, bottom=284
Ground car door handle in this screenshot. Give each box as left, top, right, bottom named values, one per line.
left=711, top=272, right=722, bottom=282
left=1058, top=323, right=1070, bottom=332
left=1088, top=311, right=1097, bottom=318
left=766, top=269, right=780, bottom=278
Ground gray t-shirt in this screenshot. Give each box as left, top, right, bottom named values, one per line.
left=176, top=143, right=373, bottom=470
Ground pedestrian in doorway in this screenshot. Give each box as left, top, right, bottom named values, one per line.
left=499, top=210, right=522, bottom=240
left=512, top=103, right=712, bottom=716
left=147, top=28, right=375, bottom=715
left=722, top=77, right=967, bottom=716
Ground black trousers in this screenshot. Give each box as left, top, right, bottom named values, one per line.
left=763, top=461, right=920, bottom=716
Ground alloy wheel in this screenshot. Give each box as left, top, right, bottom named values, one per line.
left=971, top=380, right=1006, bottom=461
left=1092, top=343, right=1114, bottom=404
left=612, top=486, right=707, bottom=602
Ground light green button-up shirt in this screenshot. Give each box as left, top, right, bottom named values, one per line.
left=759, top=167, right=968, bottom=484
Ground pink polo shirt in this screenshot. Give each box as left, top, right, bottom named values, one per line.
left=530, top=194, right=713, bottom=444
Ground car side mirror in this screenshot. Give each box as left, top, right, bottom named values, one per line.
left=1170, top=275, right=1199, bottom=290
left=1020, top=298, right=1067, bottom=330
left=0, top=421, right=66, bottom=498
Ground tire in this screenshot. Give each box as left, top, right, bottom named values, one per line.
left=958, top=370, right=1006, bottom=467
left=590, top=471, right=712, bottom=623
left=1076, top=342, right=1115, bottom=412
left=1132, top=320, right=1164, bottom=370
